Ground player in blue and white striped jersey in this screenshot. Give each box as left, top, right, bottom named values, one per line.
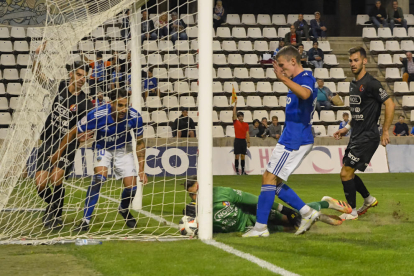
left=52, top=89, right=148, bottom=231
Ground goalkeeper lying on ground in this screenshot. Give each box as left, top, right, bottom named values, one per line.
left=183, top=176, right=352, bottom=233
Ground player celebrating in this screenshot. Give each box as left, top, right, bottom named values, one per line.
left=243, top=46, right=319, bottom=237
left=32, top=42, right=94, bottom=229
left=51, top=89, right=148, bottom=231
left=334, top=47, right=395, bottom=220
left=183, top=177, right=352, bottom=234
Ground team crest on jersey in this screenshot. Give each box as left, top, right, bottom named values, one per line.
left=126, top=123, right=132, bottom=131
left=70, top=104, right=77, bottom=112
left=222, top=201, right=230, bottom=206
left=359, top=85, right=364, bottom=92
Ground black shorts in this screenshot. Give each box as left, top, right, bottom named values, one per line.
left=36, top=139, right=78, bottom=179
left=343, top=139, right=379, bottom=172
left=234, top=138, right=247, bottom=155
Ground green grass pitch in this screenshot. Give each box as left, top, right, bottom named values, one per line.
left=1, top=173, right=414, bottom=276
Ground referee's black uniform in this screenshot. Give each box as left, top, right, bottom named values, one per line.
left=343, top=72, right=390, bottom=171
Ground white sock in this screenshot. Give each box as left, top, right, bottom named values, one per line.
left=364, top=195, right=374, bottom=204
left=254, top=222, right=267, bottom=231
left=277, top=204, right=283, bottom=212
left=299, top=205, right=311, bottom=216
left=351, top=208, right=357, bottom=216
left=83, top=218, right=90, bottom=224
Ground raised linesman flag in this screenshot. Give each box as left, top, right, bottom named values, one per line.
left=231, top=85, right=237, bottom=104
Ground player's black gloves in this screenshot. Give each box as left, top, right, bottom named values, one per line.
left=280, top=206, right=301, bottom=229
left=183, top=202, right=197, bottom=217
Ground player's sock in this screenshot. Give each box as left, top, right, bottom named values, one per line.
left=307, top=201, right=329, bottom=211
left=276, top=183, right=308, bottom=215
left=120, top=186, right=137, bottom=210
left=342, top=179, right=357, bottom=209
left=255, top=185, right=276, bottom=230
left=37, top=187, right=52, bottom=204
left=354, top=174, right=370, bottom=199
left=235, top=159, right=239, bottom=174
left=51, top=185, right=65, bottom=218
left=241, top=160, right=245, bottom=173
left=83, top=174, right=106, bottom=223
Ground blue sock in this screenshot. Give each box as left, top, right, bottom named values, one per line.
left=256, top=185, right=276, bottom=225
left=276, top=183, right=306, bottom=211
left=83, top=174, right=106, bottom=222
left=120, top=186, right=137, bottom=210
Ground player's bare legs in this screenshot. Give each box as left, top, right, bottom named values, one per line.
left=119, top=176, right=138, bottom=228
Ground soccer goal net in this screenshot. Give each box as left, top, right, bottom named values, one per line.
left=0, top=0, right=212, bottom=244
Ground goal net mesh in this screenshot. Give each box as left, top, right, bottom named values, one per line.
left=0, top=0, right=200, bottom=243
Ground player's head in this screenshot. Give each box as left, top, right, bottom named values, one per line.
left=290, top=25, right=296, bottom=34
left=298, top=14, right=303, bottom=21
left=317, top=78, right=324, bottom=87
left=275, top=45, right=302, bottom=78
left=315, top=11, right=320, bottom=20
left=183, top=176, right=198, bottom=201
left=406, top=52, right=412, bottom=60
left=69, top=61, right=89, bottom=90
left=110, top=88, right=129, bottom=121
left=375, top=0, right=382, bottom=8
left=392, top=0, right=398, bottom=9
left=348, top=46, right=367, bottom=76
left=343, top=112, right=349, bottom=121
left=313, top=41, right=319, bottom=49
left=399, top=115, right=405, bottom=123
left=237, top=111, right=244, bottom=122
left=272, top=115, right=278, bottom=125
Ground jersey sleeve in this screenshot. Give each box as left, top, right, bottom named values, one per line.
left=370, top=79, right=390, bottom=103
left=134, top=114, right=144, bottom=137
left=299, top=75, right=315, bottom=94
left=77, top=109, right=98, bottom=133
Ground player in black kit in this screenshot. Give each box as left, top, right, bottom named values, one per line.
left=334, top=47, right=394, bottom=221
left=32, top=42, right=94, bottom=229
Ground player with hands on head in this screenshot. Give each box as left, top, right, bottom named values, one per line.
left=333, top=47, right=394, bottom=221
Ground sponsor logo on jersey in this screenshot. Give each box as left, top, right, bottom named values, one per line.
left=347, top=152, right=360, bottom=162
left=379, top=88, right=388, bottom=100
left=53, top=102, right=71, bottom=118
left=352, top=114, right=364, bottom=120
left=70, top=104, right=77, bottom=112
left=80, top=116, right=87, bottom=126
left=104, top=133, right=126, bottom=142
left=355, top=107, right=360, bottom=112
left=222, top=201, right=230, bottom=206
left=58, top=157, right=70, bottom=166
left=349, top=95, right=361, bottom=104
left=214, top=205, right=237, bottom=220
left=286, top=97, right=292, bottom=105
left=359, top=85, right=364, bottom=92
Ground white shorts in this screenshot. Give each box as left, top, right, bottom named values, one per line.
left=94, top=145, right=137, bottom=180
left=266, top=143, right=313, bottom=181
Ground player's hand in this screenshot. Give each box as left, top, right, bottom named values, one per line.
left=247, top=142, right=250, bottom=148
left=77, top=130, right=94, bottom=142
left=333, top=128, right=348, bottom=140
left=35, top=41, right=47, bottom=54
left=139, top=171, right=148, bottom=185
left=381, top=130, right=390, bottom=147
left=273, top=61, right=287, bottom=82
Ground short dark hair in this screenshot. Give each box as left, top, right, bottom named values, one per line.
left=262, top=117, right=267, bottom=121
left=298, top=43, right=304, bottom=47
left=272, top=116, right=278, bottom=120
left=182, top=176, right=197, bottom=190
left=253, top=119, right=260, bottom=125
left=313, top=41, right=319, bottom=45
left=110, top=88, right=129, bottom=101
left=148, top=67, right=153, bottom=73
left=67, top=61, right=89, bottom=75
left=96, top=51, right=103, bottom=58
left=349, top=46, right=367, bottom=58
left=399, top=115, right=405, bottom=118
left=276, top=45, right=301, bottom=64
left=343, top=112, right=349, bottom=117
left=237, top=112, right=244, bottom=117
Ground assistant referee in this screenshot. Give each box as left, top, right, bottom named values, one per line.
left=232, top=99, right=250, bottom=175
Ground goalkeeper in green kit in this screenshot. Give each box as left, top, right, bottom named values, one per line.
left=183, top=176, right=352, bottom=234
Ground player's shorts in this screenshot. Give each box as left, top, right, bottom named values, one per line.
left=94, top=145, right=137, bottom=180
left=233, top=138, right=247, bottom=155
left=36, top=139, right=77, bottom=179
left=266, top=143, right=313, bottom=181
left=343, top=139, right=379, bottom=172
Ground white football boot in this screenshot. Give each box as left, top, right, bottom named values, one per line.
left=339, top=213, right=358, bottom=221
left=357, top=196, right=378, bottom=216
left=295, top=210, right=320, bottom=235
left=242, top=228, right=270, bottom=238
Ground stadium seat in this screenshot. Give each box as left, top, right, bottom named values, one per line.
left=239, top=110, right=253, bottom=123
left=190, top=82, right=199, bottom=93
left=278, top=27, right=290, bottom=38
left=394, top=82, right=410, bottom=95
left=181, top=14, right=195, bottom=25
left=245, top=54, right=259, bottom=65
left=162, top=96, right=179, bottom=109
left=411, top=110, right=414, bottom=121
left=256, top=14, right=271, bottom=25
left=254, top=41, right=269, bottom=52
left=406, top=14, right=414, bottom=26
left=402, top=96, right=414, bottom=108
left=222, top=41, right=238, bottom=52
left=180, top=54, right=196, bottom=65
left=217, top=67, right=233, bottom=79
left=409, top=27, right=414, bottom=38
left=234, top=68, right=249, bottom=79
left=386, top=41, right=401, bottom=52
left=320, top=110, right=337, bottom=123
left=269, top=41, right=279, bottom=52
left=362, top=27, right=377, bottom=40
left=356, top=14, right=371, bottom=25
left=3, top=69, right=19, bottom=80
left=261, top=28, right=277, bottom=40
left=266, top=68, right=277, bottom=79
left=312, top=112, right=320, bottom=123
left=168, top=111, right=181, bottom=122
left=330, top=68, right=346, bottom=81
left=240, top=81, right=255, bottom=93
left=27, top=27, right=43, bottom=39
left=250, top=68, right=265, bottom=79
left=164, top=54, right=179, bottom=66
left=272, top=14, right=287, bottom=25
left=169, top=68, right=185, bottom=79
left=226, top=14, right=241, bottom=25
left=147, top=53, right=163, bottom=65
left=111, top=41, right=125, bottom=52
left=378, top=27, right=392, bottom=39
left=313, top=125, right=327, bottom=137
left=213, top=41, right=222, bottom=52
left=106, top=27, right=122, bottom=39
left=174, top=82, right=190, bottom=94
left=212, top=82, right=223, bottom=93
left=13, top=41, right=29, bottom=53
left=314, top=68, right=330, bottom=80
left=223, top=81, right=239, bottom=93
left=158, top=82, right=172, bottom=93
left=324, top=82, right=337, bottom=93
left=0, top=84, right=4, bottom=95
left=213, top=96, right=230, bottom=108
left=378, top=54, right=393, bottom=67
left=273, top=82, right=288, bottom=93
left=94, top=40, right=109, bottom=51
left=263, top=96, right=279, bottom=108
left=228, top=54, right=243, bottom=65
left=141, top=111, right=151, bottom=124
left=0, top=27, right=10, bottom=39
left=253, top=110, right=269, bottom=120
left=410, top=82, right=414, bottom=92
left=0, top=41, right=13, bottom=53
left=287, top=14, right=299, bottom=25
left=219, top=110, right=233, bottom=123
left=20, top=68, right=32, bottom=80
left=393, top=27, right=408, bottom=39
left=142, top=40, right=158, bottom=52
left=344, top=96, right=350, bottom=106
left=16, top=54, right=29, bottom=67
left=225, top=125, right=235, bottom=137
left=9, top=97, right=19, bottom=110
left=319, top=41, right=332, bottom=52
left=143, top=125, right=155, bottom=138
left=0, top=128, right=8, bottom=139
left=0, top=112, right=12, bottom=125
left=303, top=14, right=314, bottom=24
left=153, top=68, right=168, bottom=79
left=269, top=110, right=285, bottom=122
left=326, top=125, right=339, bottom=137
left=158, top=41, right=174, bottom=51
left=279, top=96, right=287, bottom=107
left=242, top=14, right=256, bottom=25
left=401, top=40, right=414, bottom=52
left=302, top=41, right=313, bottom=51
left=7, top=83, right=21, bottom=95
left=232, top=27, right=247, bottom=39
left=337, top=82, right=350, bottom=94
left=324, top=54, right=339, bottom=66
left=1, top=55, right=16, bottom=67
left=91, top=27, right=105, bottom=39
left=212, top=126, right=225, bottom=138
left=370, top=40, right=385, bottom=53
left=247, top=96, right=262, bottom=107
left=257, top=82, right=272, bottom=93
left=385, top=68, right=402, bottom=81
left=247, top=28, right=262, bottom=39
left=0, top=98, right=9, bottom=110
left=238, top=41, right=253, bottom=52
left=180, top=96, right=196, bottom=108
left=217, top=27, right=232, bottom=38
left=152, top=111, right=169, bottom=124
left=175, top=41, right=190, bottom=52
left=336, top=110, right=350, bottom=121
left=157, top=126, right=173, bottom=138
left=187, top=26, right=198, bottom=39
left=10, top=27, right=25, bottom=39
left=146, top=96, right=162, bottom=108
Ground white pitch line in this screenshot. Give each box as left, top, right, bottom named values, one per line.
left=65, top=181, right=300, bottom=275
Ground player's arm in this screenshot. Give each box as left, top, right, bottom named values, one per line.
left=229, top=188, right=281, bottom=210
left=245, top=130, right=250, bottom=148
left=50, top=126, right=78, bottom=164
left=273, top=61, right=312, bottom=100
left=232, top=99, right=237, bottom=121
left=334, top=120, right=351, bottom=140
left=381, top=98, right=395, bottom=146
left=136, top=135, right=148, bottom=185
